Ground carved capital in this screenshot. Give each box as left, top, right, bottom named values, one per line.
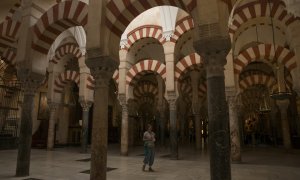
left=118, top=94, right=127, bottom=106
left=194, top=37, right=231, bottom=78
left=48, top=102, right=60, bottom=112
left=227, top=95, right=237, bottom=110
left=86, top=54, right=119, bottom=89
left=167, top=91, right=177, bottom=111
left=80, top=100, right=93, bottom=111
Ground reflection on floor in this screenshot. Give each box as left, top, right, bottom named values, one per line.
left=0, top=145, right=300, bottom=180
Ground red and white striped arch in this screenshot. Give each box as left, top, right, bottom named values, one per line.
left=106, top=0, right=197, bottom=37
left=5, top=2, right=21, bottom=20
left=171, top=16, right=194, bottom=43
left=239, top=74, right=276, bottom=92
left=51, top=43, right=82, bottom=64
left=175, top=53, right=203, bottom=80
left=229, top=0, right=298, bottom=40
left=122, top=25, right=164, bottom=51
left=54, top=70, right=80, bottom=93
left=32, top=0, right=88, bottom=54
left=133, top=81, right=158, bottom=98
left=112, top=69, right=119, bottom=84
left=234, top=44, right=297, bottom=75
left=180, top=81, right=207, bottom=102
left=0, top=19, right=21, bottom=41
left=126, top=60, right=166, bottom=86
left=1, top=48, right=16, bottom=66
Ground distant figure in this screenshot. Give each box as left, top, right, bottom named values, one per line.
left=142, top=124, right=155, bottom=172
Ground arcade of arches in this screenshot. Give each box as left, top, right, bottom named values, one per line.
left=0, top=0, right=300, bottom=180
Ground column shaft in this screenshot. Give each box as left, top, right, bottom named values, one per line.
left=90, top=82, right=109, bottom=180
left=194, top=114, right=202, bottom=149
left=81, top=108, right=90, bottom=153
left=228, top=97, right=241, bottom=162
left=16, top=93, right=35, bottom=176
left=47, top=104, right=58, bottom=150
left=207, top=75, right=231, bottom=180
left=168, top=97, right=178, bottom=159
left=120, top=104, right=129, bottom=156
left=277, top=100, right=292, bottom=149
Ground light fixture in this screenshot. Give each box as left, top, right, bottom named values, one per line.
left=259, top=93, right=271, bottom=113
left=266, top=0, right=292, bottom=100
left=270, top=66, right=292, bottom=100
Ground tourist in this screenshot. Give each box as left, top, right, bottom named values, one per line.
left=142, top=124, right=155, bottom=172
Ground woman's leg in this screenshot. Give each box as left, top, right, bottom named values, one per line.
left=143, top=146, right=149, bottom=165
left=149, top=148, right=155, bottom=167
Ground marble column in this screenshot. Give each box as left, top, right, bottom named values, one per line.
left=168, top=92, right=178, bottom=159
left=47, top=103, right=59, bottom=151
left=119, top=95, right=129, bottom=156
left=16, top=71, right=44, bottom=177
left=195, top=37, right=231, bottom=180
left=80, top=100, right=92, bottom=153
left=276, top=99, right=292, bottom=149
left=86, top=53, right=118, bottom=180
left=227, top=95, right=241, bottom=163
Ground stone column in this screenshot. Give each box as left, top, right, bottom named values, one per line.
left=47, top=103, right=59, bottom=151
left=159, top=107, right=166, bottom=146
left=168, top=92, right=178, bottom=159
left=195, top=37, right=231, bottom=180
left=16, top=71, right=44, bottom=177
left=80, top=100, right=92, bottom=153
left=227, top=95, right=241, bottom=163
left=191, top=71, right=202, bottom=149
left=193, top=105, right=202, bottom=150
left=119, top=94, right=129, bottom=156
left=276, top=99, right=292, bottom=149
left=86, top=53, right=118, bottom=180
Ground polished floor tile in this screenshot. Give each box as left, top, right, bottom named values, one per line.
left=0, top=145, right=300, bottom=180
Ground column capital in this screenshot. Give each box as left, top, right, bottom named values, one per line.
left=118, top=94, right=127, bottom=106
left=194, top=37, right=231, bottom=78
left=47, top=102, right=60, bottom=111
left=167, top=91, right=177, bottom=111
left=80, top=100, right=93, bottom=111
left=86, top=52, right=119, bottom=89
left=17, top=69, right=44, bottom=96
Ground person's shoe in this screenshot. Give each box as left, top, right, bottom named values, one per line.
left=149, top=167, right=154, bottom=172
left=142, top=165, right=146, bottom=171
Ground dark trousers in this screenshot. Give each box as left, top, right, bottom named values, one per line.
left=143, top=146, right=155, bottom=166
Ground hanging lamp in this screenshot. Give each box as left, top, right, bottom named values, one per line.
left=259, top=93, right=271, bottom=113
left=266, top=0, right=292, bottom=100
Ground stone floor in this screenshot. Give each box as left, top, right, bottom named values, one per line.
left=0, top=145, right=300, bottom=180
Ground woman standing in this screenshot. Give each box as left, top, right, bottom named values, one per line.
left=142, top=124, right=155, bottom=172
